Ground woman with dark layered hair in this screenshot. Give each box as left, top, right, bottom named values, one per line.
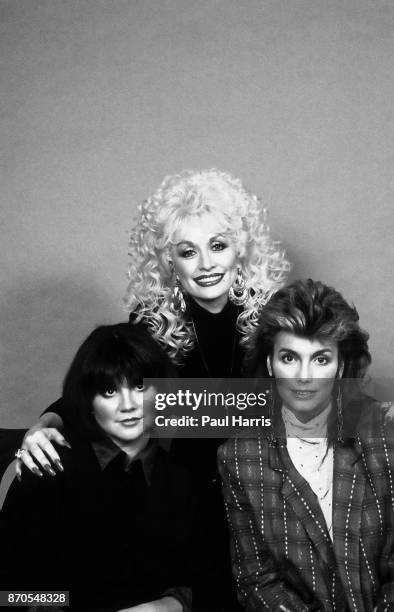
left=0, top=324, right=193, bottom=612
left=219, top=279, right=394, bottom=611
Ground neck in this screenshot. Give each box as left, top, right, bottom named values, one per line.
left=282, top=398, right=332, bottom=424
left=191, top=294, right=229, bottom=314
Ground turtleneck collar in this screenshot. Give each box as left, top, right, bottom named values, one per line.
left=187, top=295, right=239, bottom=323
left=282, top=402, right=332, bottom=439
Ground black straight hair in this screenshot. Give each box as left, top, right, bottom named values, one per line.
left=62, top=322, right=175, bottom=438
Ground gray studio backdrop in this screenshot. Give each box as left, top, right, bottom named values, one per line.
left=1, top=0, right=393, bottom=431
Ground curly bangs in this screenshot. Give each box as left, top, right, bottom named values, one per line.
left=245, top=279, right=371, bottom=379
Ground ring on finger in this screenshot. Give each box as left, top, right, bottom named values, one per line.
left=15, top=448, right=27, bottom=459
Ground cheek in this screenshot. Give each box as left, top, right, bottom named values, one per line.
left=317, top=363, right=339, bottom=379
left=271, top=361, right=290, bottom=378
left=172, top=257, right=196, bottom=279
left=92, top=407, right=108, bottom=427
left=221, top=249, right=237, bottom=269
left=275, top=378, right=293, bottom=394
left=317, top=379, right=336, bottom=396
left=92, top=401, right=114, bottom=428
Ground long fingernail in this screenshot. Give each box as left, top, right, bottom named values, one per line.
left=62, top=441, right=72, bottom=448
left=54, top=459, right=64, bottom=472
left=32, top=467, right=43, bottom=477
left=16, top=472, right=21, bottom=482
left=43, top=464, right=56, bottom=477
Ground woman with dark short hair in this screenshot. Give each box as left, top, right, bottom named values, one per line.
left=219, top=279, right=394, bottom=611
left=0, top=324, right=193, bottom=612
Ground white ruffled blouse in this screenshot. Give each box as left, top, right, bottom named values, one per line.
left=282, top=403, right=334, bottom=540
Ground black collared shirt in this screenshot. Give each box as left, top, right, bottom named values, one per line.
left=0, top=431, right=193, bottom=612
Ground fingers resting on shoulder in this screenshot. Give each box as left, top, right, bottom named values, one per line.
left=15, top=426, right=71, bottom=480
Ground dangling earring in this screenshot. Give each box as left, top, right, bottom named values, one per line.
left=229, top=266, right=248, bottom=306
left=337, top=383, right=343, bottom=443
left=170, top=275, right=186, bottom=315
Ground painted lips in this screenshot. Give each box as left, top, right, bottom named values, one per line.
left=291, top=390, right=317, bottom=400
left=193, top=273, right=224, bottom=287
left=118, top=417, right=142, bottom=426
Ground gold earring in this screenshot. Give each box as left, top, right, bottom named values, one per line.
left=170, top=275, right=186, bottom=315
left=229, top=266, right=248, bottom=306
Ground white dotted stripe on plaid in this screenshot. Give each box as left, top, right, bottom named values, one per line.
left=283, top=497, right=289, bottom=558
left=309, top=540, right=316, bottom=591
left=253, top=585, right=269, bottom=609
left=360, top=445, right=383, bottom=536
left=359, top=537, right=376, bottom=597
left=331, top=573, right=336, bottom=611
left=381, top=424, right=394, bottom=514
left=344, top=473, right=358, bottom=612
left=234, top=438, right=242, bottom=491
left=288, top=478, right=331, bottom=542
left=223, top=496, right=243, bottom=591
left=226, top=445, right=242, bottom=511
left=257, top=436, right=264, bottom=537
left=249, top=516, right=263, bottom=573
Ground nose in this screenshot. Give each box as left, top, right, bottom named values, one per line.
left=297, top=360, right=312, bottom=383
left=199, top=248, right=214, bottom=271
left=119, top=387, right=138, bottom=411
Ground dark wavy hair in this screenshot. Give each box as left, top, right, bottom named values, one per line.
left=62, top=323, right=175, bottom=438
left=245, top=279, right=371, bottom=379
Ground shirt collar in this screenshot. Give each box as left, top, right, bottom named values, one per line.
left=281, top=402, right=332, bottom=439
left=91, top=437, right=158, bottom=484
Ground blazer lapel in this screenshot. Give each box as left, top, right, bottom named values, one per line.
left=333, top=439, right=366, bottom=612
left=270, top=443, right=337, bottom=575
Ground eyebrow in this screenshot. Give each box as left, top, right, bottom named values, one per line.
left=174, top=234, right=227, bottom=247
left=278, top=347, right=334, bottom=357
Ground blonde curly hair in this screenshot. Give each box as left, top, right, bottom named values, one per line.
left=124, top=169, right=291, bottom=363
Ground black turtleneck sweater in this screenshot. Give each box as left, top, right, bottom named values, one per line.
left=180, top=298, right=243, bottom=379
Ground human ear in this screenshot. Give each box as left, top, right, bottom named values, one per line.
left=266, top=356, right=273, bottom=377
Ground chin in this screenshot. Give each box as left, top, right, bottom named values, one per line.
left=195, top=287, right=230, bottom=301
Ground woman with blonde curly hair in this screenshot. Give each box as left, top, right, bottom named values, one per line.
left=124, top=169, right=290, bottom=481
left=124, top=169, right=288, bottom=367
left=12, top=169, right=290, bottom=611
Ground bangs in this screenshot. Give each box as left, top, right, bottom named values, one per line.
left=81, top=336, right=161, bottom=397
left=164, top=209, right=238, bottom=246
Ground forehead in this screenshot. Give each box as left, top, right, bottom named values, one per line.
left=273, top=331, right=338, bottom=355
left=171, top=211, right=230, bottom=244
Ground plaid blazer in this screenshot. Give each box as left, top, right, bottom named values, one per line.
left=218, top=399, right=394, bottom=612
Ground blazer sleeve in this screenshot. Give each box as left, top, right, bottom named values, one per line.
left=218, top=440, right=321, bottom=612
left=372, top=402, right=394, bottom=610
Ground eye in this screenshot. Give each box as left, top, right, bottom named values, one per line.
left=179, top=248, right=196, bottom=258
left=211, top=241, right=227, bottom=252
left=135, top=383, right=145, bottom=392
left=280, top=353, right=296, bottom=364
left=101, top=388, right=117, bottom=398
left=315, top=356, right=330, bottom=365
